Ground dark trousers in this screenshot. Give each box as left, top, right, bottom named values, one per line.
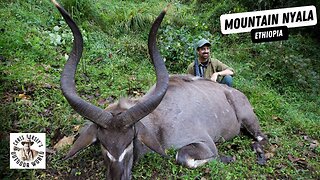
left=219, top=75, right=233, bottom=87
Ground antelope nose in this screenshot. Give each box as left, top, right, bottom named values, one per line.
left=109, top=162, right=131, bottom=180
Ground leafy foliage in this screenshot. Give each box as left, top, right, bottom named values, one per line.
left=158, top=25, right=213, bottom=73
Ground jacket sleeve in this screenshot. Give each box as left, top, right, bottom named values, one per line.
left=186, top=62, right=195, bottom=75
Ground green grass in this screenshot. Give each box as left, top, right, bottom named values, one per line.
left=1, top=0, right=319, bottom=179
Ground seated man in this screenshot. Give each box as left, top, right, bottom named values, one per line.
left=14, top=139, right=39, bottom=161
left=187, top=38, right=234, bottom=87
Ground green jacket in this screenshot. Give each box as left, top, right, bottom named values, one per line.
left=187, top=57, right=234, bottom=81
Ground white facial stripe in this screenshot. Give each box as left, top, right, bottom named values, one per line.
left=119, top=142, right=133, bottom=162
left=102, top=142, right=133, bottom=162
left=101, top=145, right=116, bottom=162
left=106, top=150, right=117, bottom=162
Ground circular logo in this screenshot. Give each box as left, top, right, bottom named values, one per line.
left=10, top=133, right=46, bottom=169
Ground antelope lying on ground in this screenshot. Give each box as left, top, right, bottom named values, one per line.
left=52, top=0, right=267, bottom=179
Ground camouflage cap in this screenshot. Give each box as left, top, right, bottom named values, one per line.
left=196, top=38, right=211, bottom=50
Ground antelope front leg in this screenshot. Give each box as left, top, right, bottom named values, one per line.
left=175, top=142, right=219, bottom=168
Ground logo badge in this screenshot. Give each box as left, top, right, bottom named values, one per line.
left=10, top=133, right=46, bottom=169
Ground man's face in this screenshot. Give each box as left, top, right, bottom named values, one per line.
left=197, top=45, right=210, bottom=62
left=23, top=143, right=31, bottom=150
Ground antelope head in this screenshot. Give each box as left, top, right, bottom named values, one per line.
left=51, top=0, right=169, bottom=179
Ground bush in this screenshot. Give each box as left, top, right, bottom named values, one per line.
left=158, top=25, right=214, bottom=73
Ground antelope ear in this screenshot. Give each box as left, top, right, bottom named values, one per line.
left=135, top=122, right=167, bottom=157
left=64, top=123, right=98, bottom=159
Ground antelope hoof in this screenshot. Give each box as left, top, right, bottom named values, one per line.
left=220, top=155, right=236, bottom=163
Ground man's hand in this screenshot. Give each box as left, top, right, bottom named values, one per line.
left=211, top=69, right=234, bottom=82
left=211, top=72, right=220, bottom=82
